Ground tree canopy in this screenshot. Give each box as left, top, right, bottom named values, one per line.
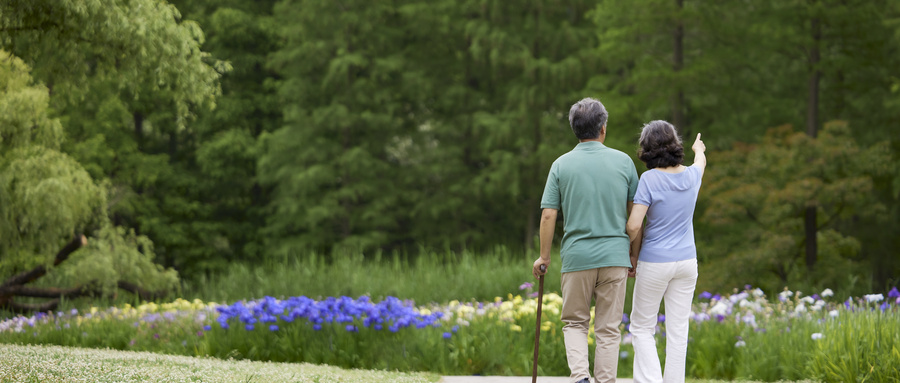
left=2, top=0, right=899, bottom=300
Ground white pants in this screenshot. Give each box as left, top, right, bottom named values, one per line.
left=630, top=259, right=698, bottom=383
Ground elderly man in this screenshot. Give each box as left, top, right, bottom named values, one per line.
left=533, top=98, right=638, bottom=383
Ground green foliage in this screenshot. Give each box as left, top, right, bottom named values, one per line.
left=808, top=310, right=900, bottom=382
left=698, top=123, right=892, bottom=296
left=0, top=0, right=223, bottom=124
left=2, top=0, right=899, bottom=297
left=261, top=0, right=424, bottom=254
left=3, top=284, right=899, bottom=380
left=0, top=15, right=182, bottom=293
left=0, top=51, right=103, bottom=274
left=183, top=247, right=560, bottom=305
left=48, top=225, right=179, bottom=295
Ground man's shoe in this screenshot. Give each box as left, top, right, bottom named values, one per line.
left=575, top=378, right=591, bottom=383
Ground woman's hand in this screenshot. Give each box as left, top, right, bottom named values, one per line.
left=692, top=133, right=705, bottom=153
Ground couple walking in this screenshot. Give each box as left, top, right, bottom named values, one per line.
left=532, top=97, right=707, bottom=383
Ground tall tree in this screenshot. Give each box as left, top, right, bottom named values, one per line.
left=0, top=51, right=178, bottom=310
left=398, top=0, right=603, bottom=252
left=159, top=0, right=281, bottom=272
left=0, top=0, right=222, bottom=280
left=736, top=0, right=900, bottom=272
left=261, top=0, right=426, bottom=255
left=699, top=123, right=891, bottom=295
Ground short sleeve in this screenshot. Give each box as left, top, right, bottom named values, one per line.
left=626, top=160, right=639, bottom=201
left=540, top=161, right=561, bottom=209
left=690, top=165, right=703, bottom=187
left=633, top=173, right=652, bottom=207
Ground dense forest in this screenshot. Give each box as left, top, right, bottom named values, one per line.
left=1, top=0, right=898, bottom=303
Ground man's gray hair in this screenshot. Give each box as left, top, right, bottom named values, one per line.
left=568, top=98, right=608, bottom=140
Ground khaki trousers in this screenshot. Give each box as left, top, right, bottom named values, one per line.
left=560, top=267, right=628, bottom=383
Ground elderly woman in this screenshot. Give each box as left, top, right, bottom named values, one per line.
left=626, top=120, right=706, bottom=383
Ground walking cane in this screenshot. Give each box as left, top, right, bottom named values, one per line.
left=532, top=264, right=546, bottom=383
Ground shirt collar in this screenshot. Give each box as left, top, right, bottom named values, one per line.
left=574, top=141, right=607, bottom=151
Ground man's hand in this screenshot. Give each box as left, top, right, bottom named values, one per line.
left=533, top=257, right=550, bottom=279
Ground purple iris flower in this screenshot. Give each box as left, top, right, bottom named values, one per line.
left=888, top=287, right=900, bottom=299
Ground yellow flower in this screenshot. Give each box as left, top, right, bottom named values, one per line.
left=510, top=324, right=522, bottom=332
left=540, top=321, right=554, bottom=332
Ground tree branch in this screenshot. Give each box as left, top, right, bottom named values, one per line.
left=1, top=285, right=100, bottom=299
left=0, top=235, right=87, bottom=288
left=117, top=281, right=167, bottom=301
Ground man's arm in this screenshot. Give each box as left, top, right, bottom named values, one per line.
left=533, top=208, right=558, bottom=278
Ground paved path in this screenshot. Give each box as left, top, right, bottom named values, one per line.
left=441, top=377, right=634, bottom=383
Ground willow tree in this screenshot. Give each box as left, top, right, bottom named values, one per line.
left=0, top=52, right=177, bottom=312
left=0, top=0, right=226, bottom=275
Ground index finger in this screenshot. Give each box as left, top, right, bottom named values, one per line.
left=695, top=133, right=702, bottom=141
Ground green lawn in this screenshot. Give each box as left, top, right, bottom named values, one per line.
left=0, top=343, right=818, bottom=383
left=0, top=344, right=440, bottom=383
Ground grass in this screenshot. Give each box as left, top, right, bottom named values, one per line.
left=0, top=343, right=440, bottom=383
left=182, top=248, right=568, bottom=304
left=0, top=344, right=814, bottom=383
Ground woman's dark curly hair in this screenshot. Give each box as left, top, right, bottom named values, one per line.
left=637, top=120, right=684, bottom=169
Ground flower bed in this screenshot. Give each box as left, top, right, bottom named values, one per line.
left=1, top=287, right=898, bottom=380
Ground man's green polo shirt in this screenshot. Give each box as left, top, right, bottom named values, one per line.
left=540, top=141, right=639, bottom=273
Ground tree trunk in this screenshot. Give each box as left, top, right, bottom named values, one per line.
left=524, top=3, right=542, bottom=252
left=0, top=235, right=170, bottom=313
left=804, top=15, right=821, bottom=271
left=671, top=0, right=687, bottom=133
left=134, top=111, right=144, bottom=151
left=1, top=235, right=87, bottom=288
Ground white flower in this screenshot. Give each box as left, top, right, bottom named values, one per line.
left=778, top=290, right=794, bottom=301
left=864, top=294, right=884, bottom=303
left=735, top=340, right=746, bottom=347
left=811, top=333, right=824, bottom=340
left=821, top=288, right=834, bottom=297
left=800, top=296, right=815, bottom=304
left=739, top=299, right=761, bottom=311
left=794, top=303, right=807, bottom=313
left=828, top=310, right=839, bottom=318
left=742, top=313, right=757, bottom=328
left=729, top=292, right=750, bottom=303
left=751, top=288, right=765, bottom=298
left=811, top=300, right=826, bottom=312
left=709, top=301, right=730, bottom=316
